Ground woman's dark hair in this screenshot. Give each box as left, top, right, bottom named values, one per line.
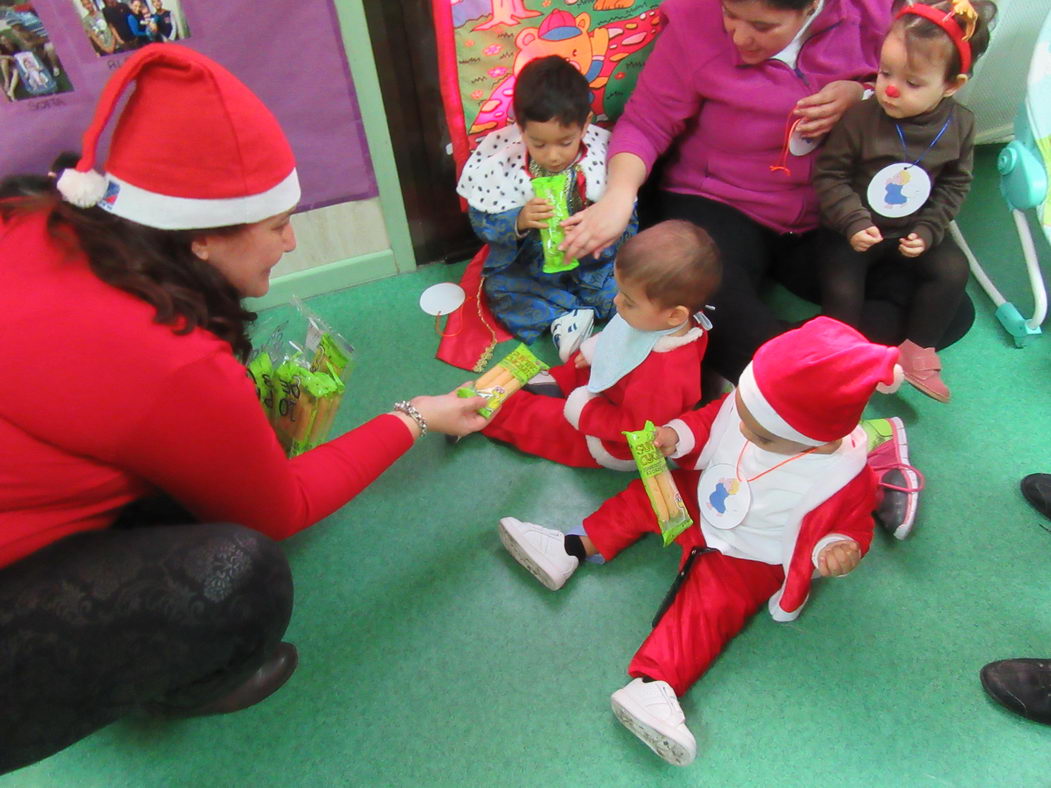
left=894, top=0, right=998, bottom=79
left=512, top=55, right=591, bottom=129
left=0, top=159, right=256, bottom=360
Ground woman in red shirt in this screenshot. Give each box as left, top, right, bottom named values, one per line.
left=0, top=46, right=486, bottom=774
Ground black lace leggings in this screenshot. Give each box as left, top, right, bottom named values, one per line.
left=0, top=518, right=293, bottom=775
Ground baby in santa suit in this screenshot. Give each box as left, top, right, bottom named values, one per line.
left=498, top=316, right=900, bottom=765
left=481, top=219, right=721, bottom=471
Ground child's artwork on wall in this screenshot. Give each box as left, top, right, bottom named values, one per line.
left=432, top=0, right=664, bottom=175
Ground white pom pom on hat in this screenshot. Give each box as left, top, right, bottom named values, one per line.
left=58, top=43, right=300, bottom=230
left=737, top=316, right=902, bottom=445
left=876, top=363, right=904, bottom=394
left=56, top=168, right=108, bottom=208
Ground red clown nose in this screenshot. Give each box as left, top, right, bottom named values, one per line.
left=885, top=84, right=900, bottom=98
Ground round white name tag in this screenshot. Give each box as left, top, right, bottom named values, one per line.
left=866, top=162, right=931, bottom=218
left=696, top=463, right=751, bottom=529
left=419, top=282, right=466, bottom=316
left=788, top=129, right=822, bottom=156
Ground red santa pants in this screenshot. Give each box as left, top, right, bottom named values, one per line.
left=481, top=359, right=625, bottom=468
left=583, top=469, right=785, bottom=696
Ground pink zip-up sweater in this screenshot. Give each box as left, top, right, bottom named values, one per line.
left=608, top=0, right=890, bottom=234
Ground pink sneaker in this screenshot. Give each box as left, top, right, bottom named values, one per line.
left=898, top=340, right=950, bottom=403
left=865, top=417, right=925, bottom=539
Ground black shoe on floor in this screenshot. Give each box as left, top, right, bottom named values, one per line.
left=147, top=642, right=298, bottom=718
left=980, top=658, right=1051, bottom=724
left=1021, top=474, right=1051, bottom=520
left=523, top=371, right=562, bottom=398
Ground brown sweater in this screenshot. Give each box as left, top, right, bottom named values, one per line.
left=814, top=97, right=975, bottom=248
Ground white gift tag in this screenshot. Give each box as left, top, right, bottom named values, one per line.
left=866, top=162, right=931, bottom=218
left=788, top=129, right=822, bottom=156
left=419, top=282, right=466, bottom=316
left=696, top=463, right=752, bottom=529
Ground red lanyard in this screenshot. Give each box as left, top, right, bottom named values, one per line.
left=735, top=440, right=818, bottom=483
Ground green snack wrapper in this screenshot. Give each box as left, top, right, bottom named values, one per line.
left=457, top=343, right=549, bottom=418
left=624, top=421, right=693, bottom=546
left=272, top=360, right=345, bottom=457
left=532, top=173, right=579, bottom=274
left=246, top=351, right=275, bottom=415
left=272, top=358, right=308, bottom=455
left=304, top=362, right=345, bottom=451
left=311, top=332, right=354, bottom=382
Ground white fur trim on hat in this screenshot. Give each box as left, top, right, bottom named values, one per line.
left=98, top=169, right=301, bottom=230
left=737, top=362, right=824, bottom=447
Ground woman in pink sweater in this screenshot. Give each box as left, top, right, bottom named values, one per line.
left=562, top=0, right=973, bottom=381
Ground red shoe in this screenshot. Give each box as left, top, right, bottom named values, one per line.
left=898, top=340, right=950, bottom=402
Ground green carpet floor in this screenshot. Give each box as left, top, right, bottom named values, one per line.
left=10, top=145, right=1051, bottom=786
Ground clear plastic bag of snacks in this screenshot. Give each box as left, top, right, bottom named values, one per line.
left=247, top=297, right=354, bottom=456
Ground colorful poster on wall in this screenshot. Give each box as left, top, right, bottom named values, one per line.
left=1, top=0, right=376, bottom=209
left=432, top=0, right=664, bottom=175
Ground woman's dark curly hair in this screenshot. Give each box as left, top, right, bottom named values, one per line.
left=0, top=157, right=256, bottom=360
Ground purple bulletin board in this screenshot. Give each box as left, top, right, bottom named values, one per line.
left=0, top=0, right=377, bottom=210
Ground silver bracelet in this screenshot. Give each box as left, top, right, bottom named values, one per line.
left=393, top=400, right=427, bottom=437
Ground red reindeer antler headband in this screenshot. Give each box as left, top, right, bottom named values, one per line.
left=896, top=0, right=978, bottom=75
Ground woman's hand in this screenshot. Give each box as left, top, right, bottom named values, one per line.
left=559, top=189, right=636, bottom=260
left=793, top=80, right=864, bottom=138
left=397, top=388, right=489, bottom=439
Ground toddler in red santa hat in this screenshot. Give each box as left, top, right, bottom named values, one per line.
left=498, top=316, right=900, bottom=766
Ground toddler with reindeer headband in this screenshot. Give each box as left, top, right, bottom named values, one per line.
left=813, top=0, right=996, bottom=403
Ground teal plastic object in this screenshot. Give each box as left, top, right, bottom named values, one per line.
left=998, top=142, right=1047, bottom=212
left=995, top=302, right=1042, bottom=348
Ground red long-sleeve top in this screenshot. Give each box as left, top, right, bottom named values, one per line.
left=0, top=210, right=414, bottom=568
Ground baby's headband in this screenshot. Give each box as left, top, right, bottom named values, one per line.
left=896, top=0, right=978, bottom=75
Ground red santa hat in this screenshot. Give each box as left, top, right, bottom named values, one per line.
left=57, top=44, right=299, bottom=230
left=737, top=317, right=902, bottom=446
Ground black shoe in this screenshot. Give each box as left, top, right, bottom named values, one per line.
left=1021, top=474, right=1051, bottom=520
left=980, top=658, right=1051, bottom=724
left=147, top=642, right=298, bottom=718
left=523, top=371, right=562, bottom=398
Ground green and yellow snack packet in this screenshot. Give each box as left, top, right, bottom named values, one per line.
left=457, top=343, right=549, bottom=418
left=624, top=421, right=693, bottom=546
left=532, top=173, right=579, bottom=274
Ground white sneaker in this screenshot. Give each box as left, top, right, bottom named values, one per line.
left=498, top=517, right=578, bottom=590
left=611, top=678, right=697, bottom=766
left=550, top=309, right=594, bottom=363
